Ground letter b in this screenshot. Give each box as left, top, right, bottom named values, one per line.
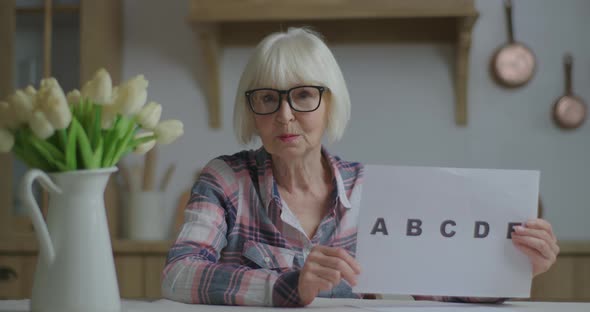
left=407, top=219, right=423, bottom=236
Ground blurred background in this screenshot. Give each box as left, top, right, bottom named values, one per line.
left=0, top=0, right=588, bottom=302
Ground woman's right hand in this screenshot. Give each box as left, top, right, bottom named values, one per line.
left=297, top=246, right=361, bottom=306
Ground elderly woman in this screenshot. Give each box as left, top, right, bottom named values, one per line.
left=161, top=28, right=559, bottom=307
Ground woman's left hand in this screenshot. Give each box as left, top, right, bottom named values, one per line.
left=511, top=218, right=559, bottom=277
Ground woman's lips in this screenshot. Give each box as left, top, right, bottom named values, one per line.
left=277, top=134, right=300, bottom=143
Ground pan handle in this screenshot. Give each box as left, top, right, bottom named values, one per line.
left=504, top=0, right=515, bottom=43
left=564, top=53, right=573, bottom=95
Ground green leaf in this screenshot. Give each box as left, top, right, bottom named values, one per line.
left=87, top=100, right=94, bottom=127
left=13, top=144, right=47, bottom=171
left=30, top=140, right=68, bottom=172
left=129, top=134, right=155, bottom=149
left=81, top=99, right=89, bottom=128
left=92, top=104, right=102, bottom=150
left=47, top=131, right=59, bottom=148
left=115, top=116, right=128, bottom=140
left=107, top=121, right=137, bottom=167
left=29, top=135, right=65, bottom=163
left=102, top=116, right=123, bottom=167
left=79, top=99, right=88, bottom=128
left=87, top=104, right=96, bottom=149
left=72, top=117, right=96, bottom=169
left=65, top=121, right=78, bottom=170
left=58, top=128, right=68, bottom=152
left=92, top=136, right=104, bottom=168
left=19, top=129, right=52, bottom=171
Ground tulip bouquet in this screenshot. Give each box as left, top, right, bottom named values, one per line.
left=0, top=69, right=184, bottom=172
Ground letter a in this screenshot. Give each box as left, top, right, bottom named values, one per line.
left=370, top=217, right=389, bottom=235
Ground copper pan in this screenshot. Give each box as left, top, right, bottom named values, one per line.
left=552, top=54, right=586, bottom=130
left=491, top=0, right=536, bottom=88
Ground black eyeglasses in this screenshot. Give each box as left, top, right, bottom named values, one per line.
left=245, top=85, right=326, bottom=115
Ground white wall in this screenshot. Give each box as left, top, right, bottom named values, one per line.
left=122, top=0, right=590, bottom=240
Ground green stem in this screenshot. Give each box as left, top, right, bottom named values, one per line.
left=65, top=120, right=78, bottom=170
left=72, top=117, right=96, bottom=169
left=102, top=116, right=122, bottom=167
left=92, top=136, right=104, bottom=168
left=93, top=105, right=102, bottom=150
left=12, top=144, right=47, bottom=170
left=108, top=122, right=137, bottom=167
left=15, top=130, right=53, bottom=170
left=129, top=135, right=156, bottom=149
left=58, top=128, right=68, bottom=151
left=30, top=140, right=68, bottom=171
left=29, top=135, right=65, bottom=163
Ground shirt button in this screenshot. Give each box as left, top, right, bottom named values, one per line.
left=264, top=257, right=271, bottom=263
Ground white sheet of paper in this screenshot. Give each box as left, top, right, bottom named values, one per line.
left=347, top=301, right=511, bottom=311
left=350, top=303, right=515, bottom=312
left=353, top=165, right=539, bottom=298
left=355, top=307, right=513, bottom=312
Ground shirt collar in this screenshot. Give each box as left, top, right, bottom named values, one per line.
left=257, top=146, right=352, bottom=212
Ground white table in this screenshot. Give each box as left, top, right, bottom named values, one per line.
left=1, top=298, right=589, bottom=312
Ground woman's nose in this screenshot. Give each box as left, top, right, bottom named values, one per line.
left=275, top=95, right=295, bottom=123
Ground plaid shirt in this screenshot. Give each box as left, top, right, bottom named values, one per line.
left=162, top=147, right=505, bottom=306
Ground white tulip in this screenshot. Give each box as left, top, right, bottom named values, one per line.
left=132, top=131, right=156, bottom=155
left=66, top=89, right=81, bottom=105
left=29, top=110, right=55, bottom=139
left=40, top=77, right=58, bottom=89
left=81, top=68, right=112, bottom=105
left=36, top=77, right=63, bottom=111
left=154, top=119, right=183, bottom=144
left=101, top=106, right=117, bottom=129
left=10, top=90, right=35, bottom=124
left=136, top=101, right=162, bottom=130
left=24, top=85, right=37, bottom=98
left=0, top=128, right=14, bottom=153
left=112, top=75, right=148, bottom=116
left=0, top=101, right=18, bottom=129
left=24, top=85, right=38, bottom=112
left=110, top=86, right=119, bottom=105
left=44, top=86, right=72, bottom=129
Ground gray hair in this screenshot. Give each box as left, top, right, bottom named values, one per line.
left=233, top=27, right=351, bottom=145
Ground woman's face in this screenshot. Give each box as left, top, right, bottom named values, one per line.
left=252, top=85, right=328, bottom=160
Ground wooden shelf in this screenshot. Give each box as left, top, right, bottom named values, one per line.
left=188, top=0, right=479, bottom=128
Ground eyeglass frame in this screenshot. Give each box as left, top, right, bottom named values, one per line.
left=244, top=85, right=327, bottom=115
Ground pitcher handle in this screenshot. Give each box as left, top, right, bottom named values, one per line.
left=20, top=169, right=61, bottom=264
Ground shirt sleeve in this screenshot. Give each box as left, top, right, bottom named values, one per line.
left=161, top=159, right=304, bottom=307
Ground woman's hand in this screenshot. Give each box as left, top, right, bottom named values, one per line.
left=297, top=246, right=361, bottom=306
left=511, top=218, right=559, bottom=277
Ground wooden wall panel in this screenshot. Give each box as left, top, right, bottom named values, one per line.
left=145, top=256, right=167, bottom=299
left=115, top=256, right=144, bottom=299
left=532, top=256, right=576, bottom=301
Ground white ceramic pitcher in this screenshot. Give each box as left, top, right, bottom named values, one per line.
left=21, top=167, right=121, bottom=312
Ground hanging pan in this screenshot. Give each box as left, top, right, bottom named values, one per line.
left=552, top=54, right=586, bottom=130
left=491, top=0, right=536, bottom=88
